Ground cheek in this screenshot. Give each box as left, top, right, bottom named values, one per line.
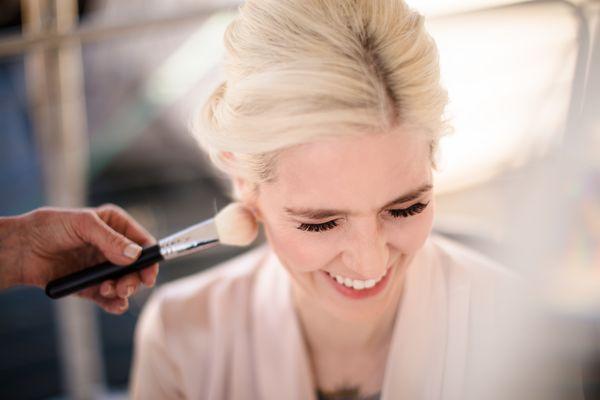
left=262, top=220, right=336, bottom=273
left=388, top=201, right=435, bottom=254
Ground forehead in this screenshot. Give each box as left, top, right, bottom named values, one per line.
left=264, top=131, right=431, bottom=211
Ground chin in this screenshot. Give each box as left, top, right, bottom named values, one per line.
left=326, top=295, right=395, bottom=323
left=323, top=279, right=401, bottom=323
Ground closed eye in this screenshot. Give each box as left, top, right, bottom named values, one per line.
left=296, top=219, right=338, bottom=232
left=296, top=202, right=430, bottom=233
left=387, top=202, right=429, bottom=218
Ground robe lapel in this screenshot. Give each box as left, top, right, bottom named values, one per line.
left=380, top=238, right=472, bottom=400
left=252, top=238, right=473, bottom=400
left=252, top=250, right=317, bottom=400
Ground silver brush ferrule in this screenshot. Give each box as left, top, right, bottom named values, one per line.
left=158, top=218, right=220, bottom=260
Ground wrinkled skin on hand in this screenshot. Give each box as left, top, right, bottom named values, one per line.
left=0, top=204, right=159, bottom=314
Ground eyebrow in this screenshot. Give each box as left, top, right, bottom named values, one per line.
left=284, top=183, right=433, bottom=220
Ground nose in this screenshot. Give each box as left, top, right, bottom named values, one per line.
left=341, top=217, right=389, bottom=279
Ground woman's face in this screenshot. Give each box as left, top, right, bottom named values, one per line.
left=251, top=130, right=434, bottom=321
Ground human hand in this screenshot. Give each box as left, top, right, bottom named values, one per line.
left=0, top=204, right=159, bottom=314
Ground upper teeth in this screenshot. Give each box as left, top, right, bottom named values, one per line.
left=326, top=267, right=390, bottom=291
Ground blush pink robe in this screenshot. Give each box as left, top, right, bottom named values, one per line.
left=129, top=235, right=583, bottom=400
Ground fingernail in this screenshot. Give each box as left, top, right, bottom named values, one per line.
left=126, top=286, right=134, bottom=297
left=101, top=284, right=110, bottom=296
left=124, top=243, right=142, bottom=259
left=106, top=283, right=116, bottom=296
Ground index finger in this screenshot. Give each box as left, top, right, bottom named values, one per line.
left=96, top=204, right=160, bottom=287
left=95, top=204, right=156, bottom=247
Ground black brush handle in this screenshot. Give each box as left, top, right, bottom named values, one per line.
left=45, top=244, right=164, bottom=299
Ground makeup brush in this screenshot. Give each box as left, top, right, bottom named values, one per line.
left=45, top=203, right=259, bottom=299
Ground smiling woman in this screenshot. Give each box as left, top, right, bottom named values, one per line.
left=129, top=1, right=579, bottom=399
left=252, top=132, right=435, bottom=326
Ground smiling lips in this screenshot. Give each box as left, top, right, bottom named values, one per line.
left=325, top=266, right=391, bottom=290
left=322, top=263, right=394, bottom=299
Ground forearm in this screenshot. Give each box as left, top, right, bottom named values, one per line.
left=0, top=215, right=25, bottom=290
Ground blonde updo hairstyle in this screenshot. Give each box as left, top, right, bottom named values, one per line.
left=194, top=0, right=448, bottom=203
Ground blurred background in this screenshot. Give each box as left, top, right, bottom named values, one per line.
left=0, top=0, right=598, bottom=398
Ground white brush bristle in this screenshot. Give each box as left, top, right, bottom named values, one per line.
left=214, top=202, right=259, bottom=246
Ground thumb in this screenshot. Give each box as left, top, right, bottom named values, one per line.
left=76, top=212, right=143, bottom=266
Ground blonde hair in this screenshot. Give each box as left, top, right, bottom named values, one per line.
left=193, top=0, right=448, bottom=200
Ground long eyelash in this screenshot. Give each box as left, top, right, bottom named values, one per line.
left=388, top=202, right=429, bottom=218
left=296, top=202, right=429, bottom=233
left=297, top=220, right=338, bottom=232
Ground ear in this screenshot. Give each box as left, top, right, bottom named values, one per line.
left=232, top=177, right=262, bottom=222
